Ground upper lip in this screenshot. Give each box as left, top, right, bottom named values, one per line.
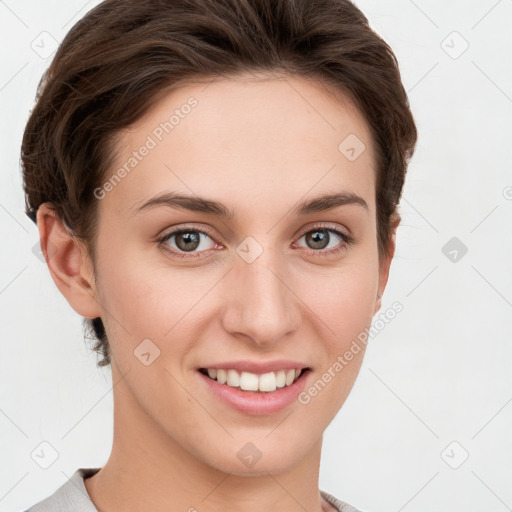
left=198, top=360, right=311, bottom=374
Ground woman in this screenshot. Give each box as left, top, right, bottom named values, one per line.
left=21, top=0, right=417, bottom=510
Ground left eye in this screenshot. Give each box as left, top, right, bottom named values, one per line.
left=295, top=228, right=349, bottom=252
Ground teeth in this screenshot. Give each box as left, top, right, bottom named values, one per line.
left=276, top=370, right=286, bottom=388
left=258, top=372, right=276, bottom=392
left=240, top=371, right=259, bottom=391
left=203, top=367, right=305, bottom=392
left=216, top=369, right=227, bottom=384
left=227, top=369, right=240, bottom=387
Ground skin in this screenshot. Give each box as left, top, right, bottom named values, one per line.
left=37, top=72, right=398, bottom=512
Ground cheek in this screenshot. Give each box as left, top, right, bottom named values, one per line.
left=295, top=265, right=378, bottom=421
left=94, top=245, right=218, bottom=356
left=308, top=259, right=379, bottom=340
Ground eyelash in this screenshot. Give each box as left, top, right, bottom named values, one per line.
left=156, top=223, right=355, bottom=260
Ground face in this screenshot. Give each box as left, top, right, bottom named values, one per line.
left=83, top=73, right=390, bottom=475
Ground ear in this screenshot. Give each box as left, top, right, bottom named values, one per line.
left=373, top=212, right=400, bottom=315
left=36, top=203, right=102, bottom=319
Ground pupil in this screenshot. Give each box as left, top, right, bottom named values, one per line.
left=177, top=231, right=200, bottom=251
left=307, top=230, right=329, bottom=249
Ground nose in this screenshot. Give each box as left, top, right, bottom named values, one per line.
left=221, top=243, right=300, bottom=347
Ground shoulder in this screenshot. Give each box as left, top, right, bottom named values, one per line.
left=23, top=468, right=100, bottom=512
left=321, top=489, right=365, bottom=512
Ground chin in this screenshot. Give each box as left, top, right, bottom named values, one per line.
left=200, top=436, right=314, bottom=477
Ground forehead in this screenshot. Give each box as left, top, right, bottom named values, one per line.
left=101, top=73, right=377, bottom=221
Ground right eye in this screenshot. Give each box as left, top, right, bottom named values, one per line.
left=157, top=227, right=221, bottom=259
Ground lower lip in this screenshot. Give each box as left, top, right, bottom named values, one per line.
left=198, top=370, right=311, bottom=415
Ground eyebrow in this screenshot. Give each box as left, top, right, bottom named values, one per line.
left=132, top=190, right=369, bottom=218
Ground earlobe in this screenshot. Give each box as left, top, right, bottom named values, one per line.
left=36, top=203, right=102, bottom=319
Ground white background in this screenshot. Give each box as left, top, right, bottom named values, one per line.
left=1, top=1, right=511, bottom=511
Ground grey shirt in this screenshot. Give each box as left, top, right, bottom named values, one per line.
left=23, top=468, right=363, bottom=512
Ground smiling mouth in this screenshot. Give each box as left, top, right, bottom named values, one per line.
left=198, top=367, right=311, bottom=393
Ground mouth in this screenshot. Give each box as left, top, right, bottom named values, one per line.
left=198, top=367, right=311, bottom=394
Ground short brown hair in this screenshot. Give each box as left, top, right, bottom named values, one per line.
left=21, top=0, right=417, bottom=368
